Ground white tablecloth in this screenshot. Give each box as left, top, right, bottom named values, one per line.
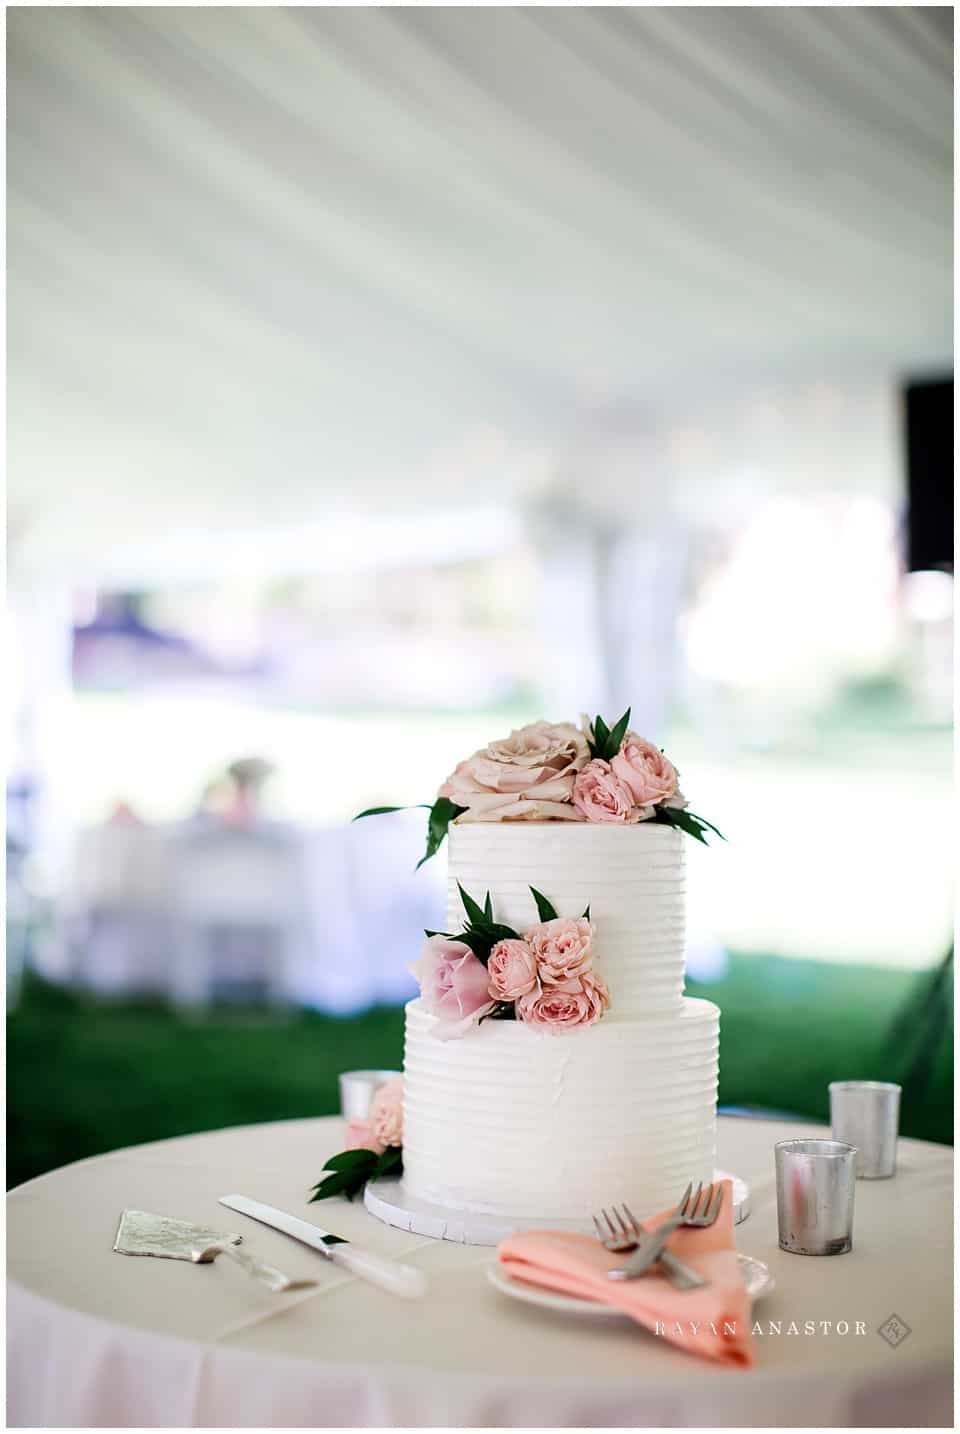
left=7, top=1116, right=953, bottom=1428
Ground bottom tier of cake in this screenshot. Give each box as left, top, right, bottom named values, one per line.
left=401, top=995, right=719, bottom=1221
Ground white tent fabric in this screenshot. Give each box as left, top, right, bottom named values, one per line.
left=7, top=6, right=952, bottom=572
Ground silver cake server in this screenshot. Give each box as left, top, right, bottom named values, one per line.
left=219, top=1194, right=428, bottom=1298
left=113, top=1209, right=315, bottom=1292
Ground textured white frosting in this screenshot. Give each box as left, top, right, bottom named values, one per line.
left=402, top=996, right=719, bottom=1219
left=400, top=819, right=718, bottom=1222
left=446, top=821, right=686, bottom=1016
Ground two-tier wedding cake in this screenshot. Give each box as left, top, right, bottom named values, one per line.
left=312, top=711, right=722, bottom=1230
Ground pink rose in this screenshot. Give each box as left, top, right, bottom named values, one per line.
left=516, top=970, right=611, bottom=1032
left=572, top=759, right=648, bottom=824
left=487, top=938, right=538, bottom=1000
left=438, top=720, right=589, bottom=822
left=526, top=916, right=595, bottom=985
left=369, top=1076, right=404, bottom=1149
left=408, top=935, right=494, bottom=1039
left=611, top=735, right=679, bottom=806
left=344, top=1117, right=385, bottom=1157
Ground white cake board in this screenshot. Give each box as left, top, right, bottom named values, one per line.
left=365, top=1169, right=750, bottom=1246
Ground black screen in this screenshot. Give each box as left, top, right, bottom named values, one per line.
left=904, top=377, right=953, bottom=573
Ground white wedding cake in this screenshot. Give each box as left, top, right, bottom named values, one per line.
left=402, top=821, right=719, bottom=1221
left=322, top=714, right=722, bottom=1229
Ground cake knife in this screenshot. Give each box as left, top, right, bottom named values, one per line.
left=219, top=1194, right=428, bottom=1298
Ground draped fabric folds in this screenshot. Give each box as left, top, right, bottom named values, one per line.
left=6, top=7, right=952, bottom=567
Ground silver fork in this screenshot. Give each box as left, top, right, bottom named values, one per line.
left=592, top=1184, right=706, bottom=1290
left=603, top=1181, right=722, bottom=1284
left=609, top=1180, right=722, bottom=1283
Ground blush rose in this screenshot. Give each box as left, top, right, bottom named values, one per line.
left=526, top=915, right=595, bottom=985
left=516, top=970, right=611, bottom=1032
left=408, top=935, right=494, bottom=1039
left=611, top=736, right=679, bottom=807
left=487, top=938, right=538, bottom=1000
left=343, top=1117, right=384, bottom=1157
left=369, top=1076, right=404, bottom=1149
left=572, top=758, right=650, bottom=824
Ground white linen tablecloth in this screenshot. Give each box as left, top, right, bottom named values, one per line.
left=7, top=1115, right=953, bottom=1428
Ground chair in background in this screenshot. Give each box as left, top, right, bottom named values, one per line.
left=168, top=824, right=309, bottom=1010
left=62, top=820, right=174, bottom=995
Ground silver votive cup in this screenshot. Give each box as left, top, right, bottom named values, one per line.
left=829, top=1081, right=901, bottom=1179
left=775, top=1138, right=857, bottom=1256
left=338, top=1069, right=401, bottom=1121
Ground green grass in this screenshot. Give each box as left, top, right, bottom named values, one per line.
left=688, top=953, right=953, bottom=1144
left=7, top=954, right=952, bottom=1191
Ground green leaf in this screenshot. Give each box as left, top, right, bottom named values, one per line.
left=416, top=797, right=468, bottom=869
left=458, top=921, right=518, bottom=965
left=309, top=1167, right=368, bottom=1201
left=606, top=707, right=631, bottom=756
left=674, top=810, right=710, bottom=844
left=320, top=1149, right=380, bottom=1175
left=653, top=806, right=725, bottom=846
left=479, top=1000, right=517, bottom=1024
left=587, top=707, right=632, bottom=761
left=582, top=904, right=591, bottom=920
left=458, top=929, right=496, bottom=964
left=458, top=883, right=488, bottom=927
left=529, top=886, right=559, bottom=923
left=372, top=1145, right=403, bottom=1179
left=484, top=891, right=493, bottom=920
left=423, top=929, right=455, bottom=939
left=689, top=811, right=726, bottom=842
left=353, top=805, right=407, bottom=821
left=481, top=921, right=520, bottom=944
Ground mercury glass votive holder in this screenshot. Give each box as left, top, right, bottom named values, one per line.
left=338, top=1069, right=401, bottom=1122
left=829, top=1081, right=901, bottom=1179
left=775, top=1138, right=857, bottom=1256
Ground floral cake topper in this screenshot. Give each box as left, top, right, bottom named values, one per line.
left=356, top=708, right=723, bottom=867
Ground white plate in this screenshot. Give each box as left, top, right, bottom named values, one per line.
left=487, top=1252, right=774, bottom=1318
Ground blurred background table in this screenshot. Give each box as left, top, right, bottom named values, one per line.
left=7, top=1115, right=952, bottom=1428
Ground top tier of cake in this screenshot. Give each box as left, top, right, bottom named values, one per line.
left=446, top=820, right=685, bottom=1017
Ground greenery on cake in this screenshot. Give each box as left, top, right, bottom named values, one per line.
left=411, top=884, right=608, bottom=1038
left=310, top=1077, right=404, bottom=1202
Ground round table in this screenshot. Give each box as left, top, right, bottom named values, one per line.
left=7, top=1116, right=952, bottom=1428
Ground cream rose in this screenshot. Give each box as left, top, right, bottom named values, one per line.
left=438, top=720, right=589, bottom=822
left=611, top=735, right=679, bottom=807
left=526, top=915, right=595, bottom=985
left=487, top=938, right=538, bottom=1001
left=516, top=970, right=610, bottom=1032
left=572, top=759, right=650, bottom=824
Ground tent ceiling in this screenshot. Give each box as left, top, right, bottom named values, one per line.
left=7, top=7, right=953, bottom=573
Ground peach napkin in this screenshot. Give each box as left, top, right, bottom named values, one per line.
left=497, top=1179, right=753, bottom=1367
